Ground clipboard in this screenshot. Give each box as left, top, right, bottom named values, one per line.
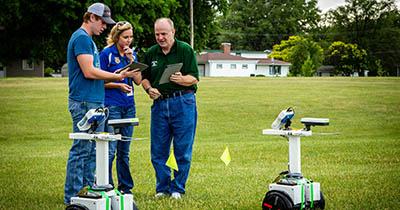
left=115, top=62, right=149, bottom=73
left=159, top=63, right=183, bottom=84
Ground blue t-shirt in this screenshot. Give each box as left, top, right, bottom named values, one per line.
left=67, top=28, right=104, bottom=103
left=99, top=44, right=137, bottom=107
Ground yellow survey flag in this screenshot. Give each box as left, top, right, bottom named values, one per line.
left=166, top=149, right=179, bottom=171
left=220, top=146, right=231, bottom=166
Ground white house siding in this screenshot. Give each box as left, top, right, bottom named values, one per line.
left=255, top=65, right=290, bottom=77
left=204, top=63, right=211, bottom=77
left=278, top=66, right=290, bottom=77
left=208, top=60, right=257, bottom=77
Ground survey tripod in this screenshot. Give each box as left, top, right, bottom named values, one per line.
left=262, top=108, right=329, bottom=210
left=66, top=108, right=139, bottom=210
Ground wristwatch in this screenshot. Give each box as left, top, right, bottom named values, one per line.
left=145, top=87, right=151, bottom=94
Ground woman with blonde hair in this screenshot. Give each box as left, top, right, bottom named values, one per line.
left=99, top=21, right=141, bottom=194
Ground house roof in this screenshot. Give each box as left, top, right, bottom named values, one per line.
left=197, top=52, right=291, bottom=65
left=197, top=52, right=248, bottom=64
left=255, top=58, right=291, bottom=65
left=204, top=49, right=271, bottom=54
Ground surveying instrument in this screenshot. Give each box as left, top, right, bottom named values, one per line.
left=65, top=108, right=139, bottom=210
left=262, top=107, right=329, bottom=210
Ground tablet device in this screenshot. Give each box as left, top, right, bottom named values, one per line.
left=159, top=63, right=183, bottom=84
left=115, top=62, right=149, bottom=73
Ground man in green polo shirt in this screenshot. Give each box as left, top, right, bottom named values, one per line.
left=142, top=17, right=199, bottom=200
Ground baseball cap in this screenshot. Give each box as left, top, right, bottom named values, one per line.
left=87, top=3, right=116, bottom=25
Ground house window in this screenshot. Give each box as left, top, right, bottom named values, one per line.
left=22, top=59, right=34, bottom=70
left=230, top=64, right=236, bottom=69
left=242, top=64, right=248, bottom=69
left=216, top=64, right=223, bottom=69
left=269, top=65, right=281, bottom=75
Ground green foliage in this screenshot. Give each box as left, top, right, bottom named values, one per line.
left=0, top=0, right=227, bottom=70
left=270, top=36, right=323, bottom=76
left=322, top=0, right=400, bottom=75
left=301, top=57, right=316, bottom=77
left=325, top=41, right=367, bottom=76
left=179, top=0, right=228, bottom=51
left=0, top=0, right=83, bottom=69
left=216, top=0, right=320, bottom=51
left=375, top=59, right=385, bottom=76
left=0, top=77, right=400, bottom=209
left=44, top=67, right=55, bottom=77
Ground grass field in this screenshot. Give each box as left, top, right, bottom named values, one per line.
left=0, top=77, right=399, bottom=210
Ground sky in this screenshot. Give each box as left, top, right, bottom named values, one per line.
left=317, top=0, right=400, bottom=13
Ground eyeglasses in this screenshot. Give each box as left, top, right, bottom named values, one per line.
left=116, top=21, right=130, bottom=30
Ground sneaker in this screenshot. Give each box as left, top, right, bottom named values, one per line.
left=155, top=192, right=168, bottom=198
left=171, top=192, right=181, bottom=200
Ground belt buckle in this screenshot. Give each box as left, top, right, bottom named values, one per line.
left=175, top=91, right=182, bottom=97
left=161, top=90, right=187, bottom=100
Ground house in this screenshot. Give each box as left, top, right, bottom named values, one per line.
left=197, top=43, right=290, bottom=77
left=254, top=58, right=291, bottom=77
left=0, top=59, right=44, bottom=77
left=316, top=65, right=371, bottom=77
left=316, top=65, right=335, bottom=77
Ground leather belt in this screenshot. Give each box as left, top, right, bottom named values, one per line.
left=158, top=90, right=194, bottom=100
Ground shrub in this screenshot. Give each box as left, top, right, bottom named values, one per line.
left=44, top=67, right=55, bottom=77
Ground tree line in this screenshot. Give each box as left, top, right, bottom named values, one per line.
left=1, top=0, right=399, bottom=76
left=214, top=0, right=400, bottom=76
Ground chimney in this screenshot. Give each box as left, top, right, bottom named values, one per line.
left=221, top=43, right=231, bottom=54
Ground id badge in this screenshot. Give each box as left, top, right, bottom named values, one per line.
left=127, top=90, right=133, bottom=96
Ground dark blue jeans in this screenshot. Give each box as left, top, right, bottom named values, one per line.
left=151, top=92, right=197, bottom=194
left=106, top=105, right=135, bottom=193
left=64, top=100, right=104, bottom=204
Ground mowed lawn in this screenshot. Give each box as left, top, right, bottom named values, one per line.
left=0, top=77, right=399, bottom=210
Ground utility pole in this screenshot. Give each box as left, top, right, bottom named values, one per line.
left=190, top=0, right=194, bottom=48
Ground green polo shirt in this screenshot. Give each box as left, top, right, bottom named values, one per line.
left=142, top=39, right=199, bottom=95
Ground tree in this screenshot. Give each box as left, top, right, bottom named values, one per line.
left=270, top=36, right=323, bottom=76
left=0, top=0, right=85, bottom=69
left=322, top=0, right=400, bottom=75
left=301, top=57, right=316, bottom=77
left=215, top=0, right=320, bottom=51
left=325, top=41, right=367, bottom=76
left=173, top=0, right=228, bottom=50
left=0, top=0, right=227, bottom=70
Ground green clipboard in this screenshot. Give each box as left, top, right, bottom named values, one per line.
left=159, top=63, right=183, bottom=84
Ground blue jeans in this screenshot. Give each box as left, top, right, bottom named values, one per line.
left=106, top=105, right=135, bottom=193
left=151, top=92, right=197, bottom=194
left=64, top=100, right=104, bottom=204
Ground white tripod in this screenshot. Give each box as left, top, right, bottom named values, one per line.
left=262, top=108, right=328, bottom=210
left=66, top=108, right=139, bottom=210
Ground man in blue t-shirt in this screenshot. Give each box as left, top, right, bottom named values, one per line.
left=64, top=2, right=137, bottom=205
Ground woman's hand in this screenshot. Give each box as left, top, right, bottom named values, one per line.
left=119, top=83, right=132, bottom=93
left=124, top=47, right=134, bottom=62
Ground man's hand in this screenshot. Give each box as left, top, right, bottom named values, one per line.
left=147, top=87, right=161, bottom=100
left=130, top=69, right=141, bottom=78
left=170, top=72, right=198, bottom=86
left=120, top=68, right=140, bottom=79
left=170, top=72, right=184, bottom=85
